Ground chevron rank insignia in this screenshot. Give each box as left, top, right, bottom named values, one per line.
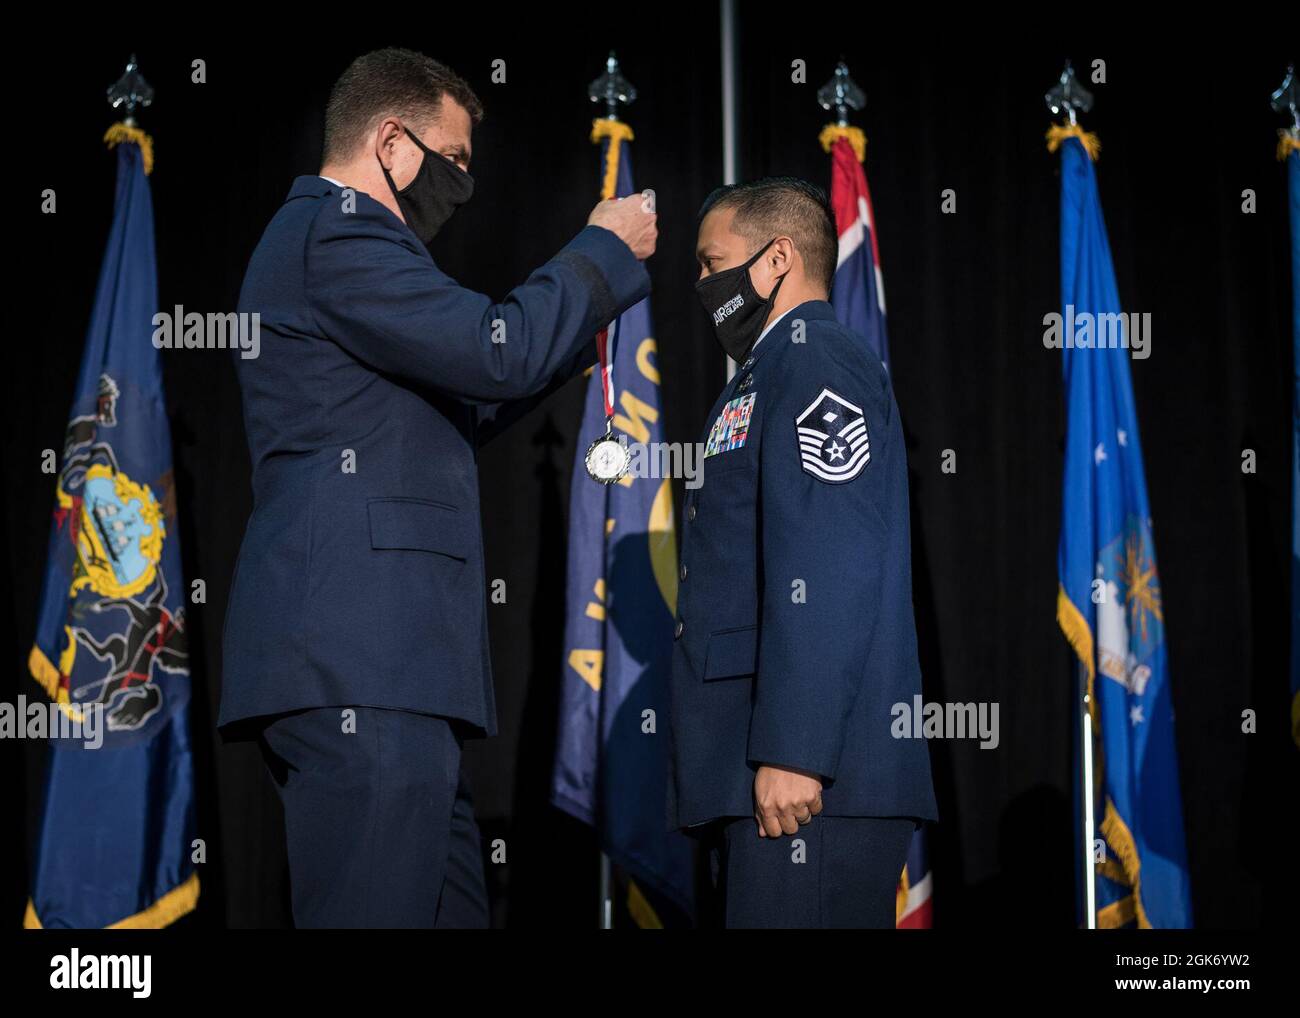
left=795, top=388, right=870, bottom=482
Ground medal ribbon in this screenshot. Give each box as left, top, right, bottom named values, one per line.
left=596, top=321, right=616, bottom=422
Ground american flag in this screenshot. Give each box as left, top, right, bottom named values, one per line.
left=825, top=130, right=933, bottom=928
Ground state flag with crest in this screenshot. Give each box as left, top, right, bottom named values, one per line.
left=25, top=127, right=199, bottom=929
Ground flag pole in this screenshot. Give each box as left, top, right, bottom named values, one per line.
left=720, top=0, right=739, bottom=380
left=587, top=52, right=639, bottom=930
left=1046, top=61, right=1099, bottom=929
left=1078, top=663, right=1097, bottom=928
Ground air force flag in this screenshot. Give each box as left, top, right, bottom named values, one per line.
left=1053, top=130, right=1192, bottom=928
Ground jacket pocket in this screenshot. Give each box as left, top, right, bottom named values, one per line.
left=703, top=625, right=757, bottom=681
left=367, top=497, right=469, bottom=560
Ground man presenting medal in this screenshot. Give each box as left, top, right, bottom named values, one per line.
left=218, top=48, right=655, bottom=927
left=668, top=178, right=938, bottom=927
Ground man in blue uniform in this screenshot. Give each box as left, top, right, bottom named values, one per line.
left=670, top=178, right=938, bottom=928
left=219, top=49, right=656, bottom=927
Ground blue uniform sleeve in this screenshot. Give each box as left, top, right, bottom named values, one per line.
left=304, top=200, right=648, bottom=404
left=473, top=338, right=598, bottom=446
left=746, top=343, right=892, bottom=781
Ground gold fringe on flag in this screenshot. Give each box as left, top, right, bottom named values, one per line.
left=1276, top=128, right=1300, bottom=161
left=25, top=871, right=200, bottom=929
left=104, top=121, right=154, bottom=175
left=1056, top=585, right=1099, bottom=728
left=591, top=118, right=635, bottom=200
left=1046, top=123, right=1101, bottom=162
left=819, top=124, right=867, bottom=163
left=626, top=878, right=663, bottom=929
left=1098, top=798, right=1151, bottom=928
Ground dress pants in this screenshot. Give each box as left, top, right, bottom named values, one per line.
left=256, top=705, right=489, bottom=928
left=706, top=815, right=915, bottom=928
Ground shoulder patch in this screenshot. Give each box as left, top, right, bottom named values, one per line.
left=795, top=387, right=870, bottom=482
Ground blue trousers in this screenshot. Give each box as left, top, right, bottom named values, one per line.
left=706, top=815, right=915, bottom=928
left=256, top=706, right=489, bottom=928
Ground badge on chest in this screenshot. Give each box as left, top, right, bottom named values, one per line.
left=704, top=392, right=756, bottom=458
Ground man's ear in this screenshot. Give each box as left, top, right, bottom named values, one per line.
left=374, top=117, right=405, bottom=171
left=769, top=237, right=796, bottom=276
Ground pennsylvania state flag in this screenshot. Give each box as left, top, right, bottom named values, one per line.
left=25, top=129, right=199, bottom=928
left=551, top=121, right=694, bottom=923
left=1053, top=130, right=1192, bottom=928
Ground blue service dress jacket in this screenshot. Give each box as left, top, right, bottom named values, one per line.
left=219, top=176, right=649, bottom=736
left=668, top=300, right=940, bottom=829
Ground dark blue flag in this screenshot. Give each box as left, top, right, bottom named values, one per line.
left=1053, top=129, right=1192, bottom=928
left=25, top=130, right=198, bottom=928
left=552, top=123, right=694, bottom=922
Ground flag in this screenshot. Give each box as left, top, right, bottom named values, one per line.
left=823, top=124, right=933, bottom=928
left=551, top=120, right=694, bottom=922
left=1284, top=132, right=1300, bottom=750
left=1051, top=126, right=1193, bottom=928
left=24, top=127, right=199, bottom=928
left=896, top=828, right=934, bottom=928
left=823, top=127, right=890, bottom=369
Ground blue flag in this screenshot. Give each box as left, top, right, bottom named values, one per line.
left=25, top=133, right=199, bottom=928
left=551, top=128, right=694, bottom=921
left=1054, top=133, right=1192, bottom=928
left=1287, top=142, right=1300, bottom=750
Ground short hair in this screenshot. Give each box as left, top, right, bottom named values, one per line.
left=323, top=48, right=483, bottom=162
left=698, top=177, right=838, bottom=292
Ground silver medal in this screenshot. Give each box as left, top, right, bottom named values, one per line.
left=585, top=423, right=629, bottom=484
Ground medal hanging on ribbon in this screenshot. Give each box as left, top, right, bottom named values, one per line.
left=584, top=320, right=630, bottom=484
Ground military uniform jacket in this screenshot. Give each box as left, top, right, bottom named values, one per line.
left=668, top=300, right=939, bottom=829
left=219, top=176, right=649, bottom=735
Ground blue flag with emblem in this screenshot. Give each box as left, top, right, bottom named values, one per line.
left=1053, top=128, right=1192, bottom=928
left=24, top=128, right=199, bottom=928
left=551, top=122, right=694, bottom=923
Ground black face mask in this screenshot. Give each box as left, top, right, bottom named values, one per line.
left=381, top=127, right=474, bottom=244
left=695, top=238, right=786, bottom=363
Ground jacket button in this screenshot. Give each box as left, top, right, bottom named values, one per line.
left=679, top=563, right=688, bottom=582
left=674, top=619, right=684, bottom=639
left=687, top=504, right=697, bottom=521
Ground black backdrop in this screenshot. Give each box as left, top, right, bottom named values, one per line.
left=6, top=19, right=1297, bottom=929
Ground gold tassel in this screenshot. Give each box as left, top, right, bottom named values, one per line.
left=1099, top=798, right=1152, bottom=929
left=819, top=124, right=867, bottom=163
left=104, top=121, right=154, bottom=175
left=1046, top=123, right=1101, bottom=162
left=1276, top=128, right=1300, bottom=162
left=1056, top=586, right=1099, bottom=728
left=590, top=118, right=635, bottom=200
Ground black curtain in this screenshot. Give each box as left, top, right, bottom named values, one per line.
left=6, top=21, right=1296, bottom=928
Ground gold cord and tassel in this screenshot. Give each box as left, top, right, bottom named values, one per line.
left=590, top=118, right=635, bottom=200
left=1046, top=122, right=1101, bottom=161
left=103, top=121, right=154, bottom=175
